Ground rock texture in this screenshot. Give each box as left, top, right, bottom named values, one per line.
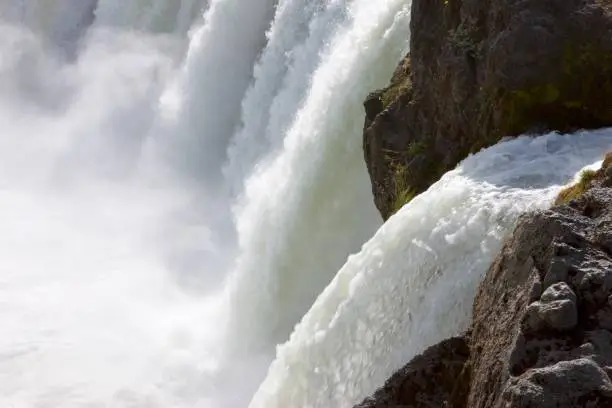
left=354, top=336, right=470, bottom=408
left=364, top=0, right=612, bottom=220
left=468, top=188, right=612, bottom=407
left=354, top=162, right=612, bottom=407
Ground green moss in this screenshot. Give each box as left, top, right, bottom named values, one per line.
left=502, top=83, right=563, bottom=134
left=390, top=164, right=416, bottom=215
left=555, top=169, right=598, bottom=205
left=387, top=143, right=446, bottom=217
left=381, top=77, right=411, bottom=108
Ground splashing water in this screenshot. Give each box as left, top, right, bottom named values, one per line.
left=0, top=1, right=611, bottom=408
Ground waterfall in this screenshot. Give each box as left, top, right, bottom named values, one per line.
left=0, top=2, right=611, bottom=408
left=223, top=0, right=410, bottom=357
left=153, top=0, right=278, bottom=184
left=223, top=0, right=347, bottom=190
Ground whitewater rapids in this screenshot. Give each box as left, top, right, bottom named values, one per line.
left=0, top=1, right=611, bottom=408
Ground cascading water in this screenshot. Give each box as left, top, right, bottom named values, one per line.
left=224, top=0, right=410, bottom=357
left=0, top=1, right=611, bottom=408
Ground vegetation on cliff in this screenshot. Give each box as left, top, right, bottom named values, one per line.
left=556, top=153, right=612, bottom=205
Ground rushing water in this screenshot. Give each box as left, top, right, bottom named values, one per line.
left=0, top=1, right=610, bottom=408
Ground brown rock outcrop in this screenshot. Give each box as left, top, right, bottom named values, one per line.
left=364, top=0, right=612, bottom=220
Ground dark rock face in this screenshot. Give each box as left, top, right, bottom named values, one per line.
left=354, top=185, right=612, bottom=407
left=354, top=336, right=470, bottom=408
left=364, top=0, right=612, bottom=220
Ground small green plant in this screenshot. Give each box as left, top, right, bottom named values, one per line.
left=555, top=169, right=598, bottom=205
left=392, top=187, right=416, bottom=215
left=390, top=164, right=416, bottom=215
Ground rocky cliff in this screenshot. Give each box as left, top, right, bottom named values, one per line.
left=355, top=161, right=612, bottom=407
left=364, top=0, right=612, bottom=220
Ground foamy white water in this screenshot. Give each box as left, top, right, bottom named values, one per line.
left=1, top=1, right=611, bottom=408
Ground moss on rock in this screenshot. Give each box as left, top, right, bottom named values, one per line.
left=556, top=169, right=599, bottom=205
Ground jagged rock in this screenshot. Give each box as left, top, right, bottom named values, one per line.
left=353, top=336, right=470, bottom=408
left=363, top=0, right=612, bottom=220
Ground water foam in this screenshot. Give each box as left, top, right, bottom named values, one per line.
left=224, top=0, right=347, bottom=190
